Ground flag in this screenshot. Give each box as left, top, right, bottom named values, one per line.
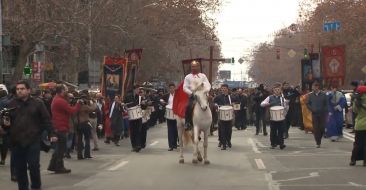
left=173, top=81, right=188, bottom=118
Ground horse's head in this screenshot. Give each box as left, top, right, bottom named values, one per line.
left=191, top=78, right=209, bottom=111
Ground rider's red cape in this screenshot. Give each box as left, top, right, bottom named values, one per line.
left=173, top=81, right=188, bottom=118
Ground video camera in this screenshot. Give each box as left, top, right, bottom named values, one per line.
left=70, top=94, right=90, bottom=105
left=0, top=107, right=16, bottom=128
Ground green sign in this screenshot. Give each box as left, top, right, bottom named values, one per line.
left=23, top=65, right=32, bottom=75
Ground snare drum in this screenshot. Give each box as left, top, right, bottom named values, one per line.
left=165, top=107, right=176, bottom=120
left=269, top=106, right=285, bottom=121
left=142, top=110, right=150, bottom=123
left=233, top=103, right=240, bottom=111
left=127, top=106, right=142, bottom=120
left=219, top=106, right=234, bottom=121
left=148, top=106, right=155, bottom=112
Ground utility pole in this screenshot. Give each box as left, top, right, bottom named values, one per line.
left=87, top=0, right=92, bottom=87
left=0, top=0, right=3, bottom=83
left=209, top=46, right=213, bottom=84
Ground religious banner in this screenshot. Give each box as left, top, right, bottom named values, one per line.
left=102, top=56, right=127, bottom=99
left=322, top=45, right=346, bottom=85
left=125, top=49, right=143, bottom=62
left=125, top=63, right=138, bottom=93
left=32, top=62, right=42, bottom=83
left=124, top=49, right=143, bottom=93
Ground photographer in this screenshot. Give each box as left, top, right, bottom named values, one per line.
left=48, top=84, right=80, bottom=174
left=0, top=86, right=16, bottom=181
left=7, top=80, right=57, bottom=190
left=76, top=91, right=97, bottom=160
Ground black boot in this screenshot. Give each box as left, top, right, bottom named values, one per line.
left=185, top=95, right=194, bottom=131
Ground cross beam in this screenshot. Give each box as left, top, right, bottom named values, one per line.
left=181, top=46, right=224, bottom=83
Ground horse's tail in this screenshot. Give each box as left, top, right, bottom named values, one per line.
left=182, top=130, right=193, bottom=146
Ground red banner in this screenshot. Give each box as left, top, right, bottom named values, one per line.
left=322, top=45, right=346, bottom=84
left=125, top=49, right=143, bottom=62
left=104, top=56, right=127, bottom=65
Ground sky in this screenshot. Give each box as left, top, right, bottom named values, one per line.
left=214, top=0, right=301, bottom=81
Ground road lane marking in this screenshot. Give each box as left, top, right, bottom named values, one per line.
left=107, top=160, right=129, bottom=171
left=255, top=158, right=266, bottom=170
left=276, top=172, right=319, bottom=182
left=349, top=182, right=364, bottom=187
left=343, top=130, right=355, bottom=142
left=343, top=132, right=355, bottom=142
left=275, top=153, right=350, bottom=157
left=149, top=141, right=159, bottom=146
left=248, top=138, right=261, bottom=153
left=253, top=138, right=267, bottom=148
left=265, top=171, right=280, bottom=190
left=282, top=183, right=366, bottom=187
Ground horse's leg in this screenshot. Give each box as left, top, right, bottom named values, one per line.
left=203, top=129, right=210, bottom=165
left=197, top=130, right=203, bottom=162
left=177, top=121, right=184, bottom=164
left=192, top=126, right=199, bottom=164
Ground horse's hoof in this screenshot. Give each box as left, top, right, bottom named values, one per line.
left=204, top=160, right=210, bottom=165
left=179, top=159, right=184, bottom=164
left=197, top=153, right=203, bottom=162
left=192, top=159, right=198, bottom=164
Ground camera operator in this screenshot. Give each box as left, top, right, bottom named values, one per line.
left=0, top=86, right=16, bottom=181
left=47, top=84, right=80, bottom=174
left=7, top=80, right=57, bottom=190
left=76, top=90, right=97, bottom=160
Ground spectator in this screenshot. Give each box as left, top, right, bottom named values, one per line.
left=7, top=80, right=57, bottom=190
left=48, top=84, right=80, bottom=173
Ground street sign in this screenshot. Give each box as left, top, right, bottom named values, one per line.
left=238, top=58, right=244, bottom=64
left=362, top=65, right=366, bottom=74
left=288, top=49, right=296, bottom=58
left=323, top=21, right=340, bottom=32
left=23, top=64, right=32, bottom=76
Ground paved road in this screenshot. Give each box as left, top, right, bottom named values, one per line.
left=0, top=124, right=363, bottom=190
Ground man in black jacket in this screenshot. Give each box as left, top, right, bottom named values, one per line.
left=306, top=81, right=328, bottom=148
left=7, top=80, right=57, bottom=190
left=253, top=84, right=269, bottom=136
left=124, top=86, right=148, bottom=152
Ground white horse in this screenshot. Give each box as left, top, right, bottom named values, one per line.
left=176, top=78, right=212, bottom=164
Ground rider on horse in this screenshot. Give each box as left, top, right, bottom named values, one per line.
left=183, top=60, right=211, bottom=130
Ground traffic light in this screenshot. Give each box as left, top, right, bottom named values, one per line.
left=231, top=57, right=235, bottom=63
left=23, top=64, right=32, bottom=76
left=304, top=48, right=308, bottom=59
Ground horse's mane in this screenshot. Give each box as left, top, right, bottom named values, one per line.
left=192, top=78, right=206, bottom=92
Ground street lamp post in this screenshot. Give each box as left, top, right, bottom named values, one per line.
left=0, top=0, right=3, bottom=83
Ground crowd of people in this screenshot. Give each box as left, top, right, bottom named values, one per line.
left=1, top=65, right=366, bottom=189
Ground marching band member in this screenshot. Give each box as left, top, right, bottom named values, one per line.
left=109, top=95, right=124, bottom=146
left=139, top=88, right=150, bottom=149
left=261, top=83, right=289, bottom=149
left=183, top=60, right=211, bottom=130
left=124, top=86, right=147, bottom=152
left=214, top=84, right=233, bottom=150
left=162, top=83, right=178, bottom=151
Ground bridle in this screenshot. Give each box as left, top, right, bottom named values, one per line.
left=194, top=90, right=209, bottom=111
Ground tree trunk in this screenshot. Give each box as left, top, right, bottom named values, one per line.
left=11, top=43, right=33, bottom=83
